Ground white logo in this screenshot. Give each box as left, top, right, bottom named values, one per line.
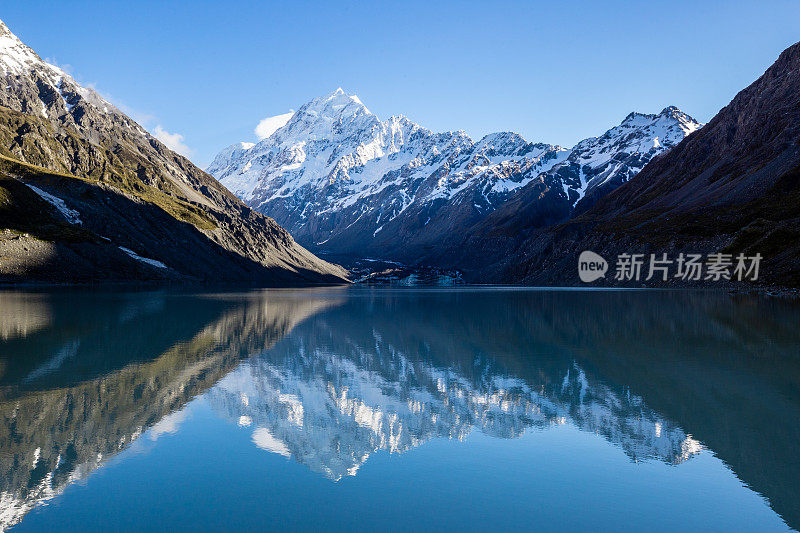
left=578, top=251, right=608, bottom=282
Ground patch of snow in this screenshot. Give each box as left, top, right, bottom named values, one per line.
left=118, top=247, right=168, bottom=269
left=24, top=184, right=82, bottom=225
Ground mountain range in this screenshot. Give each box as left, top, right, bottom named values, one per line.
left=209, top=90, right=701, bottom=264
left=1, top=13, right=798, bottom=288
left=209, top=38, right=800, bottom=288
left=0, top=19, right=346, bottom=284
left=456, top=39, right=800, bottom=286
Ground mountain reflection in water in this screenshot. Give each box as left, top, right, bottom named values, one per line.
left=0, top=288, right=798, bottom=531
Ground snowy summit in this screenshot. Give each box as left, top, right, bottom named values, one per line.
left=208, top=89, right=702, bottom=260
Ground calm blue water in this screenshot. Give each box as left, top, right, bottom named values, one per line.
left=0, top=288, right=798, bottom=532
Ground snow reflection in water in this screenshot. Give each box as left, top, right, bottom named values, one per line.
left=0, top=288, right=798, bottom=531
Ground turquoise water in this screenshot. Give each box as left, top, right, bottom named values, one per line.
left=0, top=288, right=798, bottom=531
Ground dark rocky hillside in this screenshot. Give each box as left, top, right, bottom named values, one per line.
left=0, top=154, right=343, bottom=284
left=445, top=41, right=800, bottom=289
left=0, top=19, right=347, bottom=285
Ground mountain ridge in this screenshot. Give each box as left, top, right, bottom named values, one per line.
left=470, top=40, right=800, bottom=287
left=209, top=89, right=699, bottom=262
left=0, top=19, right=347, bottom=284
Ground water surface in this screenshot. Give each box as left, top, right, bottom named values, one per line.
left=0, top=288, right=798, bottom=531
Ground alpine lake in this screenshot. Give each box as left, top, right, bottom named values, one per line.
left=0, top=287, right=798, bottom=532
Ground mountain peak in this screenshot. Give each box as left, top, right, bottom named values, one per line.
left=0, top=18, right=47, bottom=76
left=325, top=87, right=365, bottom=107
left=658, top=105, right=698, bottom=124
left=775, top=39, right=800, bottom=67
left=0, top=18, right=20, bottom=42
left=296, top=88, right=371, bottom=120
left=621, top=111, right=647, bottom=123
left=208, top=84, right=702, bottom=263
left=268, top=89, right=376, bottom=143
left=0, top=18, right=124, bottom=122
left=618, top=106, right=700, bottom=133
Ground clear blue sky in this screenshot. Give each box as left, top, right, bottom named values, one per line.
left=3, top=1, right=800, bottom=166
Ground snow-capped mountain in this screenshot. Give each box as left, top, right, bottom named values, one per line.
left=543, top=106, right=702, bottom=213
left=209, top=89, right=701, bottom=261
left=0, top=19, right=143, bottom=139
left=206, top=141, right=255, bottom=177
left=209, top=89, right=569, bottom=257
left=486, top=39, right=800, bottom=287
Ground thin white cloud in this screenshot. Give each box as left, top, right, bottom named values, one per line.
left=41, top=58, right=197, bottom=161
left=148, top=409, right=188, bottom=441
left=116, top=101, right=156, bottom=126
left=255, top=111, right=293, bottom=140
left=44, top=57, right=74, bottom=75
left=153, top=125, right=193, bottom=157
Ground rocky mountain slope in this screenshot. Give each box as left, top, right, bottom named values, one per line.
left=470, top=40, right=800, bottom=287
left=210, top=90, right=699, bottom=262
left=0, top=19, right=347, bottom=284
